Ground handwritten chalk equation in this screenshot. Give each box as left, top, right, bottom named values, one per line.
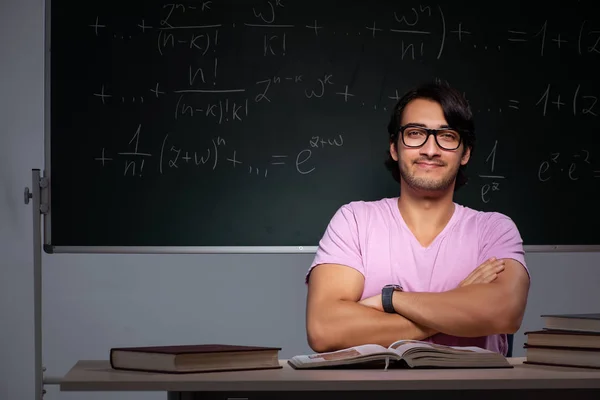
left=94, top=124, right=345, bottom=178
left=87, top=2, right=600, bottom=60
left=477, top=140, right=505, bottom=204
left=500, top=84, right=599, bottom=117
left=538, top=150, right=599, bottom=182
left=91, top=70, right=413, bottom=116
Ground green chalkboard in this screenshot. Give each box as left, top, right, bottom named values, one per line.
left=46, top=0, right=600, bottom=251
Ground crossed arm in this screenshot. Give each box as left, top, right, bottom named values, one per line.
left=305, top=259, right=530, bottom=353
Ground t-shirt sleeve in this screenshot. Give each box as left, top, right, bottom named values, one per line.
left=305, top=204, right=364, bottom=284
left=478, top=213, right=530, bottom=279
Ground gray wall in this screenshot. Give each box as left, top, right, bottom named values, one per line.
left=2, top=1, right=600, bottom=400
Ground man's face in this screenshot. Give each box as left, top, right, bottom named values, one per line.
left=390, top=98, right=471, bottom=192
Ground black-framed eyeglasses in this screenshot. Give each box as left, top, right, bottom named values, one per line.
left=399, top=125, right=462, bottom=151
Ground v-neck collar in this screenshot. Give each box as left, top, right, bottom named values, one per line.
left=390, top=197, right=461, bottom=250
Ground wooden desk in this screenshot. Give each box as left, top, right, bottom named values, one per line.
left=60, top=358, right=600, bottom=400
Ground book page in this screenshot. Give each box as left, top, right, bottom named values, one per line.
left=289, top=344, right=392, bottom=367
left=388, top=340, right=496, bottom=356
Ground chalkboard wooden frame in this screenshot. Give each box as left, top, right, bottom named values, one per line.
left=42, top=0, right=600, bottom=254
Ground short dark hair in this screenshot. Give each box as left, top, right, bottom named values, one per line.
left=384, top=81, right=476, bottom=191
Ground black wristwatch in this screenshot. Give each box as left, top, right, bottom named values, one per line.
left=382, top=284, right=403, bottom=313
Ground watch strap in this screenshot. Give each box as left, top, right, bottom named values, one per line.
left=382, top=286, right=396, bottom=313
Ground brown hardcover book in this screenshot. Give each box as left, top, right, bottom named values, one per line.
left=525, top=329, right=600, bottom=349
left=523, top=343, right=600, bottom=369
left=540, top=313, right=600, bottom=333
left=110, top=344, right=282, bottom=373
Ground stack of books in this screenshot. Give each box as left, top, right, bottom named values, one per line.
left=524, top=313, right=600, bottom=369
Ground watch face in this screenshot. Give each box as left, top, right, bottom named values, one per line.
left=385, top=284, right=403, bottom=291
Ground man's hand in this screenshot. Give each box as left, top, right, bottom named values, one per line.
left=458, top=257, right=505, bottom=287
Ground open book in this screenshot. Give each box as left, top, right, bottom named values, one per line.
left=288, top=340, right=512, bottom=370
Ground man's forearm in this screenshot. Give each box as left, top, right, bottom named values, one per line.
left=307, top=300, right=437, bottom=352
left=391, top=285, right=517, bottom=337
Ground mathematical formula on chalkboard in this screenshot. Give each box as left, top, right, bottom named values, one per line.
left=78, top=1, right=600, bottom=209
left=45, top=0, right=600, bottom=247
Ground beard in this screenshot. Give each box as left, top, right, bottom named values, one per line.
left=399, top=159, right=460, bottom=192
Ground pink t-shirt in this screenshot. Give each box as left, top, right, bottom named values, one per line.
left=307, top=197, right=529, bottom=356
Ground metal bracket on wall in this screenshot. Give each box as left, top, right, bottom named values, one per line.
left=24, top=169, right=47, bottom=400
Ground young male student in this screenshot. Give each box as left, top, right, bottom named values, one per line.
left=305, top=81, right=530, bottom=356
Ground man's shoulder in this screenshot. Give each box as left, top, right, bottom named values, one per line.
left=308, top=198, right=398, bottom=282
left=454, top=204, right=523, bottom=249
left=334, top=197, right=397, bottom=224
left=456, top=204, right=518, bottom=228
left=339, top=197, right=397, bottom=213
